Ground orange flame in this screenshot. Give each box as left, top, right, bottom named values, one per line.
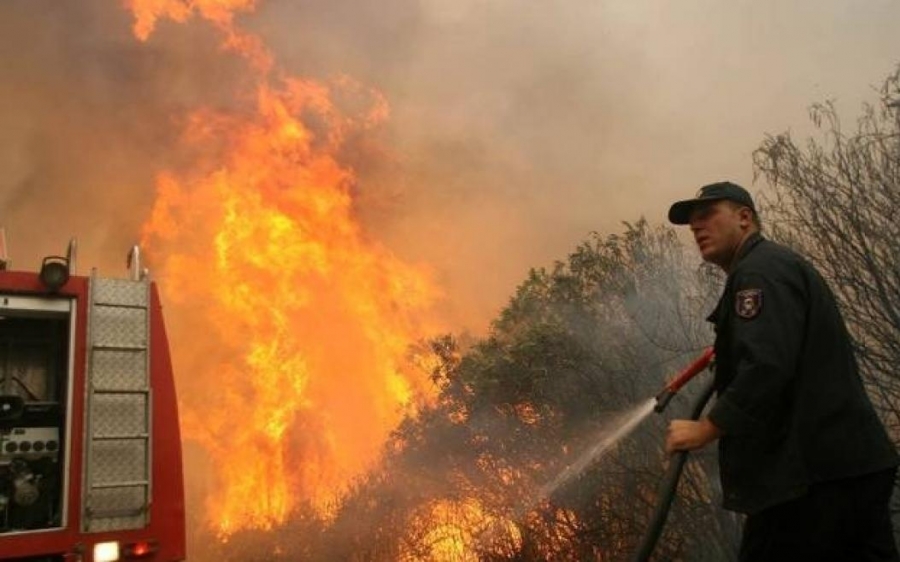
left=130, top=0, right=438, bottom=536
left=125, top=0, right=272, bottom=71
left=405, top=499, right=522, bottom=562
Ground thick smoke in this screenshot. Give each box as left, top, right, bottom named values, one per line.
left=248, top=0, right=900, bottom=328
left=0, top=0, right=243, bottom=272
left=2, top=0, right=899, bottom=324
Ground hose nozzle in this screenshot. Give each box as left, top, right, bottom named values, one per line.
left=653, top=388, right=677, bottom=413
left=653, top=348, right=715, bottom=413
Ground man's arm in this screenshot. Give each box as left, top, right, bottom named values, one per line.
left=707, top=268, right=806, bottom=435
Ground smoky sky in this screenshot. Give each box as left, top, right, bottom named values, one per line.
left=249, top=0, right=900, bottom=327
left=0, top=0, right=246, bottom=273
left=1, top=0, right=899, bottom=329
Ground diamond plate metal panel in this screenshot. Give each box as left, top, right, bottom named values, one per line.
left=92, top=306, right=146, bottom=348
left=91, top=349, right=147, bottom=390
left=87, top=486, right=147, bottom=532
left=84, top=274, right=152, bottom=534
left=90, top=439, right=147, bottom=485
left=92, top=394, right=147, bottom=437
left=93, top=278, right=148, bottom=307
left=88, top=513, right=146, bottom=533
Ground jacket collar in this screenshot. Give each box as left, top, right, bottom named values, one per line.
left=729, top=231, right=764, bottom=271
left=706, top=231, right=765, bottom=323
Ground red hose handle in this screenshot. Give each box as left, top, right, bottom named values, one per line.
left=665, top=347, right=715, bottom=392
left=654, top=347, right=715, bottom=413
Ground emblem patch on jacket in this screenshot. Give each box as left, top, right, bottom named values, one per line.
left=735, top=289, right=763, bottom=319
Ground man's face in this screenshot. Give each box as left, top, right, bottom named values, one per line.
left=687, top=200, right=751, bottom=268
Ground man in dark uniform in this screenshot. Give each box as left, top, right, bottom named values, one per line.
left=664, top=181, right=899, bottom=561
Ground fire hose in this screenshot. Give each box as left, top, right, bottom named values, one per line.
left=652, top=348, right=715, bottom=414
left=631, top=348, right=715, bottom=562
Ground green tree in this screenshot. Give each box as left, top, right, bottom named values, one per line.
left=317, top=220, right=739, bottom=561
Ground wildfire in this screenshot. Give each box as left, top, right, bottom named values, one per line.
left=129, top=0, right=438, bottom=536
left=404, top=499, right=522, bottom=562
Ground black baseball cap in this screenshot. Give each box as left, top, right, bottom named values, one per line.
left=668, top=181, right=756, bottom=225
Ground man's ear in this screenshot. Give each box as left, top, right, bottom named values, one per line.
left=739, top=207, right=754, bottom=227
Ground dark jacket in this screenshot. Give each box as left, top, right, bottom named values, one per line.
left=706, top=232, right=898, bottom=514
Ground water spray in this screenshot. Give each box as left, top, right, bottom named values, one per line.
left=476, top=349, right=716, bottom=557
left=541, top=347, right=716, bottom=500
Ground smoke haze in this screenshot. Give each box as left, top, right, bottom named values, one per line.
left=0, top=0, right=249, bottom=272
left=2, top=0, right=899, bottom=327
left=250, top=0, right=900, bottom=326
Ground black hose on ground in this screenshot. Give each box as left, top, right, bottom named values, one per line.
left=631, top=379, right=716, bottom=562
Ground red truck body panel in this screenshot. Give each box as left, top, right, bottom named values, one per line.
left=0, top=268, right=186, bottom=562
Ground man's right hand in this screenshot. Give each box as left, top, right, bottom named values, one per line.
left=665, top=417, right=722, bottom=454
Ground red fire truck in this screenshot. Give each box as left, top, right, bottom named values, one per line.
left=0, top=237, right=185, bottom=562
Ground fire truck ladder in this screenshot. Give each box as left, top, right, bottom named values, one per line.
left=82, top=273, right=152, bottom=532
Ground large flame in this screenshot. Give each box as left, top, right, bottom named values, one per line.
left=130, top=0, right=438, bottom=535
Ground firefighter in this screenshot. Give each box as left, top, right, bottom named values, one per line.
left=664, top=181, right=899, bottom=561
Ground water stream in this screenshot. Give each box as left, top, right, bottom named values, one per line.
left=476, top=398, right=659, bottom=550
left=535, top=397, right=657, bottom=502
